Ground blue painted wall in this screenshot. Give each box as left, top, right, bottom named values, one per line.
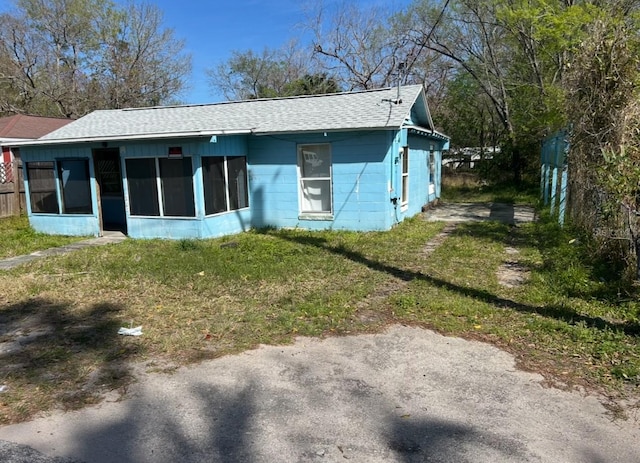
left=21, top=128, right=445, bottom=239
left=21, top=144, right=100, bottom=236
left=249, top=130, right=394, bottom=232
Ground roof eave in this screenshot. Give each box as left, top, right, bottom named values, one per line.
left=9, top=129, right=254, bottom=147
left=405, top=125, right=450, bottom=140
left=252, top=126, right=400, bottom=136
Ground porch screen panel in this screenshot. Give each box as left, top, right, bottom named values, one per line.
left=159, top=158, right=195, bottom=217
left=126, top=158, right=159, bottom=216
left=299, top=145, right=331, bottom=214
left=26, top=161, right=58, bottom=214
left=227, top=156, right=248, bottom=210
left=202, top=157, right=227, bottom=215
left=58, top=159, right=92, bottom=214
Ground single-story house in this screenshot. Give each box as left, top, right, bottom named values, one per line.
left=14, top=85, right=449, bottom=239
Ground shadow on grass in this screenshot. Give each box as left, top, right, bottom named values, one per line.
left=452, top=220, right=637, bottom=303
left=0, top=298, right=139, bottom=422
left=271, top=231, right=640, bottom=337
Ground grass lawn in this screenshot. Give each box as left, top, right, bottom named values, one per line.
left=0, top=215, right=87, bottom=259
left=0, top=189, right=638, bottom=424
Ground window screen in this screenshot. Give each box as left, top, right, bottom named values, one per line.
left=159, top=158, right=195, bottom=217
left=202, top=156, right=249, bottom=215
left=126, top=158, right=159, bottom=216
left=202, top=157, right=227, bottom=215
left=227, top=156, right=248, bottom=210
left=26, top=161, right=58, bottom=214
left=58, top=159, right=92, bottom=214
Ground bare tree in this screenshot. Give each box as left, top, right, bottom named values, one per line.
left=99, top=2, right=191, bottom=109
left=0, top=0, right=191, bottom=117
left=206, top=40, right=337, bottom=100
left=309, top=2, right=403, bottom=90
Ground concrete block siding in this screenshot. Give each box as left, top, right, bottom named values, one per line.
left=17, top=86, right=448, bottom=240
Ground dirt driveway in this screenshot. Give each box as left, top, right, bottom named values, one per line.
left=424, top=202, right=536, bottom=224
left=1, top=326, right=639, bottom=463
left=2, top=202, right=638, bottom=462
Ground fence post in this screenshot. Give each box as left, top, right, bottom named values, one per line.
left=12, top=161, right=20, bottom=216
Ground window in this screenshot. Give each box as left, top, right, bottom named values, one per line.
left=27, top=161, right=58, bottom=214
left=126, top=158, right=159, bottom=216
left=58, top=159, right=92, bottom=214
left=429, top=145, right=436, bottom=185
left=202, top=157, right=226, bottom=214
left=202, top=156, right=248, bottom=215
left=159, top=158, right=195, bottom=217
left=125, top=157, right=195, bottom=217
left=27, top=159, right=93, bottom=215
left=401, top=146, right=409, bottom=206
left=298, top=144, right=332, bottom=214
left=227, top=156, right=248, bottom=210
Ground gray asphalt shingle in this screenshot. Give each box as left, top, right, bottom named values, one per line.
left=37, top=85, right=430, bottom=142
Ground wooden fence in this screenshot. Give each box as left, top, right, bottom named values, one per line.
left=0, top=160, right=26, bottom=218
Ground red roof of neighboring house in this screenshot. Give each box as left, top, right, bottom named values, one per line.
left=0, top=114, right=73, bottom=140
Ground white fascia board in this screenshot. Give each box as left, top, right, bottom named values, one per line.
left=9, top=129, right=254, bottom=147
left=405, top=125, right=450, bottom=140
left=251, top=126, right=399, bottom=136
left=0, top=137, right=33, bottom=144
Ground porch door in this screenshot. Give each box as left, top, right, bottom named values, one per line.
left=93, top=148, right=126, bottom=233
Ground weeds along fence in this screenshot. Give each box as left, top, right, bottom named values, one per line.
left=0, top=161, right=25, bottom=218
left=543, top=131, right=640, bottom=279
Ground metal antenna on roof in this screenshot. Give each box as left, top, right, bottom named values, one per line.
left=396, top=62, right=405, bottom=104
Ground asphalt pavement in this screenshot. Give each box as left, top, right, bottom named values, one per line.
left=1, top=325, right=638, bottom=463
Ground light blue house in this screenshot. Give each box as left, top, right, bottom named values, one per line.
left=16, top=85, right=449, bottom=239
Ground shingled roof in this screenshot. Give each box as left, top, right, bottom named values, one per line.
left=20, top=85, right=440, bottom=145
left=0, top=114, right=72, bottom=141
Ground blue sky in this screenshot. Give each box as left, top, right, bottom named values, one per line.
left=0, top=0, right=413, bottom=104
left=147, top=0, right=412, bottom=104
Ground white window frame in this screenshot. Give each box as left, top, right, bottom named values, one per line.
left=429, top=144, right=436, bottom=185
left=429, top=144, right=436, bottom=195
left=401, top=146, right=409, bottom=209
left=297, top=144, right=333, bottom=216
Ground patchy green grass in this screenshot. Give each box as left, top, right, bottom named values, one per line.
left=441, top=177, right=539, bottom=205
left=0, top=207, right=639, bottom=424
left=390, top=217, right=640, bottom=400
left=0, top=215, right=87, bottom=259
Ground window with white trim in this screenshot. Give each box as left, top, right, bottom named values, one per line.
left=429, top=145, right=436, bottom=185
left=401, top=146, right=409, bottom=207
left=125, top=157, right=195, bottom=217
left=298, top=144, right=332, bottom=215
left=202, top=156, right=248, bottom=215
